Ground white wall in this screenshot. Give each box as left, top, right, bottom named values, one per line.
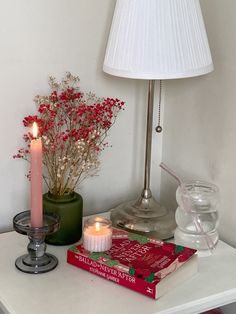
left=0, top=0, right=163, bottom=231
left=161, top=0, right=236, bottom=247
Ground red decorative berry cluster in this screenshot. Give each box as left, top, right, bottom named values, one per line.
left=14, top=72, right=125, bottom=195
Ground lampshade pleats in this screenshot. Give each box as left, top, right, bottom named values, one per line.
left=103, top=0, right=213, bottom=79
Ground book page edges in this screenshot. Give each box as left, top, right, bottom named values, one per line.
left=156, top=254, right=198, bottom=299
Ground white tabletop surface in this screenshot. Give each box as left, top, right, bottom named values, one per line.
left=0, top=215, right=236, bottom=314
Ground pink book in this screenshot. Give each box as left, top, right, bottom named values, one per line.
left=67, top=228, right=197, bottom=299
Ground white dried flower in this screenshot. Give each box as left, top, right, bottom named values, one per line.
left=15, top=72, right=124, bottom=195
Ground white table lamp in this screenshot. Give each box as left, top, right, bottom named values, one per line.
left=103, top=0, right=213, bottom=239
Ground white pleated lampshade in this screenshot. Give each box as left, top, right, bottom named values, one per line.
left=103, top=0, right=213, bottom=80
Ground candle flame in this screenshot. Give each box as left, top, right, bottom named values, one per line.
left=95, top=222, right=101, bottom=232
left=32, top=122, right=39, bottom=139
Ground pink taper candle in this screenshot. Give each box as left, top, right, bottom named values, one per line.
left=30, top=122, right=43, bottom=228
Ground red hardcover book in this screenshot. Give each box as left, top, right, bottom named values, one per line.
left=67, top=228, right=198, bottom=299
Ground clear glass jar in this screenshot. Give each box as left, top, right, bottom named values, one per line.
left=174, top=181, right=219, bottom=251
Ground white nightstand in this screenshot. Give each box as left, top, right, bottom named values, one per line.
left=0, top=213, right=236, bottom=314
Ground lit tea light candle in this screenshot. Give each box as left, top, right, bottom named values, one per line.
left=83, top=217, right=112, bottom=252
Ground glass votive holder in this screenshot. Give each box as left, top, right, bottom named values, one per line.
left=174, top=181, right=220, bottom=253
left=83, top=217, right=112, bottom=252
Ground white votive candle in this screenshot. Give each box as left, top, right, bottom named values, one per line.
left=83, top=217, right=112, bottom=252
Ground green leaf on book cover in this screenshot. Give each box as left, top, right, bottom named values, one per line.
left=70, top=245, right=79, bottom=253
left=145, top=273, right=155, bottom=283
left=175, top=245, right=185, bottom=254
left=105, top=260, right=119, bottom=267
left=128, top=233, right=149, bottom=244
left=129, top=267, right=136, bottom=276
left=89, top=252, right=111, bottom=261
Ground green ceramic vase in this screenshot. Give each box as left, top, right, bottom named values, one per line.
left=43, top=191, right=83, bottom=245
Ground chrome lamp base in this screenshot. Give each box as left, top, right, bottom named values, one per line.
left=110, top=189, right=176, bottom=240
left=111, top=80, right=176, bottom=240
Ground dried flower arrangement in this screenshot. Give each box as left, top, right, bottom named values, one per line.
left=14, top=72, right=124, bottom=195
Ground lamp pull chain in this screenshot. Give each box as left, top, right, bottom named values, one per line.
left=155, top=80, right=163, bottom=133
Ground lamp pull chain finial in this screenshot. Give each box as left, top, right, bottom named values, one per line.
left=155, top=80, right=163, bottom=133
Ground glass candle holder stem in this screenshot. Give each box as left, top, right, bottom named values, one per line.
left=13, top=211, right=60, bottom=274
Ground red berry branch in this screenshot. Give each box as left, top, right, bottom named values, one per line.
left=14, top=72, right=125, bottom=195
